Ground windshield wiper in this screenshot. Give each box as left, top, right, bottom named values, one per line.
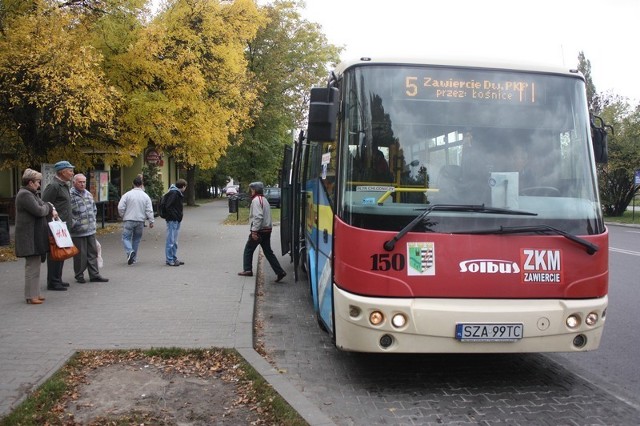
left=383, top=204, right=537, bottom=251
left=453, top=225, right=598, bottom=255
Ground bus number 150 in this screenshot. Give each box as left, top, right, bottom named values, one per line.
left=371, top=253, right=405, bottom=271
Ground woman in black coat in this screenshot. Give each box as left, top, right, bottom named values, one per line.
left=14, top=168, right=57, bottom=304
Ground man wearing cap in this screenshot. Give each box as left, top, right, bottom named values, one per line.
left=42, top=160, right=76, bottom=291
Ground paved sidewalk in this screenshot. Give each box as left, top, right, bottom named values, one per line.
left=0, top=199, right=333, bottom=425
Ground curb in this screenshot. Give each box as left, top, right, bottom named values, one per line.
left=235, top=251, right=336, bottom=426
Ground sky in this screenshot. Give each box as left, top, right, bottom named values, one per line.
left=296, top=0, right=640, bottom=103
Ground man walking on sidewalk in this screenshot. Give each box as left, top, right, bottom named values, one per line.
left=117, top=176, right=154, bottom=265
left=162, top=179, right=187, bottom=267
left=238, top=181, right=286, bottom=282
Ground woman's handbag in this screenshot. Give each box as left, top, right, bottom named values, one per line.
left=48, top=235, right=79, bottom=261
left=48, top=218, right=78, bottom=261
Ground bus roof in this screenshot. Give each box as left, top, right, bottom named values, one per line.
left=332, top=57, right=584, bottom=80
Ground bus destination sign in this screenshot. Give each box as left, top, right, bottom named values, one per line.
left=402, top=72, right=543, bottom=105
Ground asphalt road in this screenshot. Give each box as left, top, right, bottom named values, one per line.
left=260, top=223, right=640, bottom=425
left=548, top=223, right=640, bottom=407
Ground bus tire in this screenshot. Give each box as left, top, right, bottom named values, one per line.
left=317, top=316, right=329, bottom=332
left=299, top=246, right=307, bottom=274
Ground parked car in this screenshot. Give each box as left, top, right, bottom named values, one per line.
left=264, top=187, right=281, bottom=208
left=224, top=185, right=238, bottom=196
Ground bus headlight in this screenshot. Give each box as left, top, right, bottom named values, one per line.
left=585, top=312, right=598, bottom=326
left=566, top=314, right=581, bottom=329
left=391, top=313, right=407, bottom=328
left=369, top=311, right=384, bottom=326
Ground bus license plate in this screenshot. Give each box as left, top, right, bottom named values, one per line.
left=455, top=323, right=523, bottom=342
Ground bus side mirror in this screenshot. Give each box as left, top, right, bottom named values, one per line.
left=308, top=87, right=339, bottom=141
left=591, top=115, right=612, bottom=164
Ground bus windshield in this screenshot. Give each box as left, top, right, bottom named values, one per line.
left=337, top=64, right=603, bottom=235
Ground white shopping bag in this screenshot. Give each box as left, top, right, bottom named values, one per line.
left=96, top=239, right=104, bottom=268
left=48, top=219, right=74, bottom=248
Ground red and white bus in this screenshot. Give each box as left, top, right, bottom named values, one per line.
left=280, top=58, right=609, bottom=353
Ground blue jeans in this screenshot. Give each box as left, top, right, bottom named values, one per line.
left=122, top=221, right=144, bottom=257
left=165, top=220, right=181, bottom=263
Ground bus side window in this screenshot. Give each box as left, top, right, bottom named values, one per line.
left=321, top=142, right=337, bottom=208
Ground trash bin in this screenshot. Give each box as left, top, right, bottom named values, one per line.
left=228, top=196, right=238, bottom=213
left=0, top=214, right=9, bottom=246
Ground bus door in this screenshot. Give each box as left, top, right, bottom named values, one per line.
left=305, top=141, right=336, bottom=332
left=280, top=145, right=293, bottom=259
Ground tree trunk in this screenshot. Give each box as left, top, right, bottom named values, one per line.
left=186, top=167, right=197, bottom=206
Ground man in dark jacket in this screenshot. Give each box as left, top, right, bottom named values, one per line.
left=163, top=179, right=187, bottom=266
left=42, top=160, right=75, bottom=291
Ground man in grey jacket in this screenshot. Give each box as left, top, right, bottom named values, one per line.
left=70, top=173, right=108, bottom=283
left=238, top=181, right=286, bottom=282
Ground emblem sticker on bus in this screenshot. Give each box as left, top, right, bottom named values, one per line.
left=407, top=242, right=435, bottom=276
left=521, top=249, right=562, bottom=283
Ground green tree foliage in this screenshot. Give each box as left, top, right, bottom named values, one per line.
left=578, top=52, right=640, bottom=216
left=217, top=0, right=341, bottom=187
left=141, top=162, right=164, bottom=201
left=577, top=51, right=601, bottom=114
left=0, top=0, right=123, bottom=169
left=597, top=96, right=640, bottom=216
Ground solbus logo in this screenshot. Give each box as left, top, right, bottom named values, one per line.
left=459, top=259, right=520, bottom=274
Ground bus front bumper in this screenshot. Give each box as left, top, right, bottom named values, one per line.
left=333, top=285, right=607, bottom=353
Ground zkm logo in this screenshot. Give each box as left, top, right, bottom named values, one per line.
left=459, top=259, right=520, bottom=274
left=522, top=249, right=561, bottom=283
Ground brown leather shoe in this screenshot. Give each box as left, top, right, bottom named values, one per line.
left=237, top=271, right=253, bottom=277
left=26, top=298, right=44, bottom=304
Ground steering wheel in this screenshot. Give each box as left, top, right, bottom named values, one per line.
left=521, top=186, right=561, bottom=196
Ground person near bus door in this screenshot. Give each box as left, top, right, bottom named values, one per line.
left=238, top=181, right=286, bottom=282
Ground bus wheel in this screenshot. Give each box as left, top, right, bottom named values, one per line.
left=317, top=316, right=329, bottom=332
left=299, top=246, right=307, bottom=274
